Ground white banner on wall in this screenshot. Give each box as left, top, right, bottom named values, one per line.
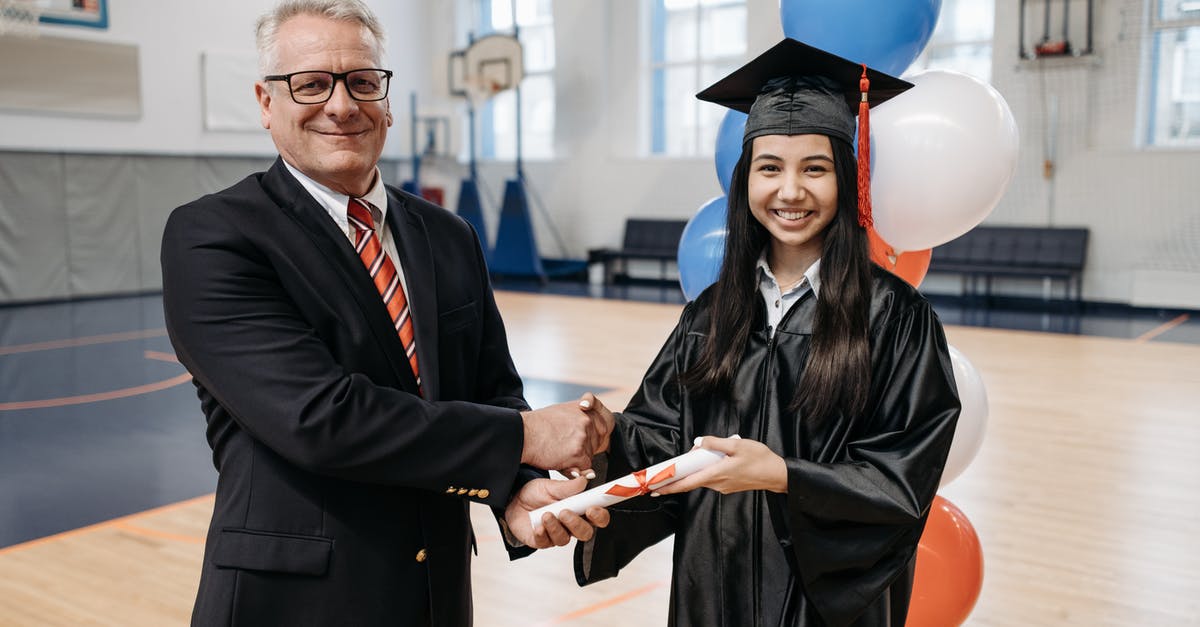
left=202, top=50, right=262, bottom=132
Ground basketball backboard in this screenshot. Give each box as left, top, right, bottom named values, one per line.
left=448, top=34, right=524, bottom=104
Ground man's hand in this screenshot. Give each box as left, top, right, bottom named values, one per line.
left=504, top=476, right=611, bottom=548
left=520, top=393, right=614, bottom=472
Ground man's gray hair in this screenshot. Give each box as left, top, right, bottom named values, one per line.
left=256, top=0, right=387, bottom=76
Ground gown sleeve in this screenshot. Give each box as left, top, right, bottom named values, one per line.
left=574, top=302, right=697, bottom=586
left=780, top=299, right=961, bottom=625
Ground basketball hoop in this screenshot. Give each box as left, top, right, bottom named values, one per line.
left=449, top=34, right=523, bottom=105
left=0, top=0, right=41, bottom=38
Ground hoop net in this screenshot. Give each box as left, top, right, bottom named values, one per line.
left=0, top=0, right=41, bottom=38
left=462, top=74, right=504, bottom=106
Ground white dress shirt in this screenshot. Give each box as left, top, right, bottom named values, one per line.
left=756, top=254, right=822, bottom=336
left=283, top=161, right=412, bottom=301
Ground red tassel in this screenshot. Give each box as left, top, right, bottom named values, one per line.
left=857, top=64, right=872, bottom=229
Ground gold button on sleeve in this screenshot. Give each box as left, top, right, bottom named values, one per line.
left=415, top=548, right=427, bottom=563
left=457, top=488, right=468, bottom=495
left=477, top=489, right=490, bottom=499
left=445, top=487, right=456, bottom=493
left=468, top=489, right=479, bottom=496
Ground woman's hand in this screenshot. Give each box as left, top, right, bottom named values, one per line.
left=652, top=436, right=788, bottom=496
left=579, top=392, right=614, bottom=455
left=562, top=392, right=615, bottom=480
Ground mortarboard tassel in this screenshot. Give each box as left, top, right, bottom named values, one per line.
left=857, top=64, right=872, bottom=229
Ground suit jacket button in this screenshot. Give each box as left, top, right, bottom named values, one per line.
left=445, top=487, right=457, bottom=493
left=415, top=548, right=428, bottom=563
left=457, top=488, right=468, bottom=495
left=468, top=489, right=479, bottom=496
left=477, top=489, right=490, bottom=499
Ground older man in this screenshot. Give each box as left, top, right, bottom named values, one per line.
left=161, top=1, right=608, bottom=625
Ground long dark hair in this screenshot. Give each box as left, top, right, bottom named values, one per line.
left=681, top=135, right=872, bottom=423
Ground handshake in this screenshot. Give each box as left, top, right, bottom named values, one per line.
left=504, top=393, right=615, bottom=549
left=520, top=392, right=615, bottom=476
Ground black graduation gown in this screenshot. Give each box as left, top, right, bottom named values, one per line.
left=574, top=267, right=961, bottom=627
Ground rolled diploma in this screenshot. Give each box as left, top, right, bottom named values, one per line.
left=528, top=435, right=739, bottom=528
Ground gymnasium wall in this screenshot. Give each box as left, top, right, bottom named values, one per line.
left=1, top=0, right=1198, bottom=308
left=0, top=0, right=430, bottom=302
left=987, top=0, right=1200, bottom=308
left=0, top=153, right=417, bottom=302
left=0, top=0, right=430, bottom=156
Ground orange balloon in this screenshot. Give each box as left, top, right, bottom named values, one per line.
left=907, top=495, right=984, bottom=627
left=868, top=227, right=932, bottom=287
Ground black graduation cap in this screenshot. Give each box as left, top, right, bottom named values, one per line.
left=695, top=38, right=915, bottom=227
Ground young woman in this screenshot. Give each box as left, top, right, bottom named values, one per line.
left=574, top=40, right=961, bottom=626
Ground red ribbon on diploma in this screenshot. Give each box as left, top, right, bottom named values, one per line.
left=605, top=464, right=677, bottom=497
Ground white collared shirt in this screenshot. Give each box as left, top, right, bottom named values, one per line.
left=282, top=161, right=411, bottom=301
left=757, top=254, right=821, bottom=336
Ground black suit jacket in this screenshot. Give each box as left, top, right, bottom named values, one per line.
left=161, top=158, right=533, bottom=626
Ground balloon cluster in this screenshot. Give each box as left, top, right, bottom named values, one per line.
left=676, top=0, right=1019, bottom=300
left=674, top=2, right=1009, bottom=625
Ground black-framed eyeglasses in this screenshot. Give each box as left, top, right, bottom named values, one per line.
left=263, top=68, right=393, bottom=105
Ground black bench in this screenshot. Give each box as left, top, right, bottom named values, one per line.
left=928, top=226, right=1089, bottom=303
left=588, top=219, right=688, bottom=285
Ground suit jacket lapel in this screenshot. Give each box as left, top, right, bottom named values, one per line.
left=261, top=159, right=421, bottom=393
left=386, top=188, right=441, bottom=401
left=262, top=161, right=355, bottom=272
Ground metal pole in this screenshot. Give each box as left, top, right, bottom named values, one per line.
left=515, top=85, right=524, bottom=179
left=1042, top=0, right=1051, bottom=44
left=1063, top=0, right=1071, bottom=54
left=1019, top=0, right=1028, bottom=59
left=1086, top=0, right=1094, bottom=54
left=511, top=0, right=523, bottom=180
left=468, top=102, right=478, bottom=183
left=410, top=92, right=420, bottom=187
left=466, top=31, right=478, bottom=184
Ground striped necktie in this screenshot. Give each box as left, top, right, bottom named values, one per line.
left=346, top=198, right=421, bottom=393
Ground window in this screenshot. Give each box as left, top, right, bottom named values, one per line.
left=1146, top=0, right=1200, bottom=147
left=912, top=0, right=995, bottom=83
left=465, top=0, right=555, bottom=160
left=645, top=0, right=747, bottom=156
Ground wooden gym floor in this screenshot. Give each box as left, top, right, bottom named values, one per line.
left=1, top=289, right=1198, bottom=625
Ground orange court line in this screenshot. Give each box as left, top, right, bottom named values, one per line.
left=113, top=521, right=206, bottom=545
left=144, top=350, right=181, bottom=363
left=534, top=578, right=670, bottom=626
left=0, top=372, right=192, bottom=411
left=0, top=494, right=215, bottom=557
left=0, top=328, right=169, bottom=355
left=1135, top=313, right=1190, bottom=343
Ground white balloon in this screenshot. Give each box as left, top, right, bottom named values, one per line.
left=941, top=344, right=989, bottom=487
left=870, top=70, right=1019, bottom=252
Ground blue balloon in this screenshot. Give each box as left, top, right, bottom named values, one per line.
left=780, top=0, right=941, bottom=76
left=677, top=196, right=728, bottom=301
left=714, top=110, right=747, bottom=194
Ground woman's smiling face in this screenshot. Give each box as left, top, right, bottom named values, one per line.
left=747, top=133, right=839, bottom=267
